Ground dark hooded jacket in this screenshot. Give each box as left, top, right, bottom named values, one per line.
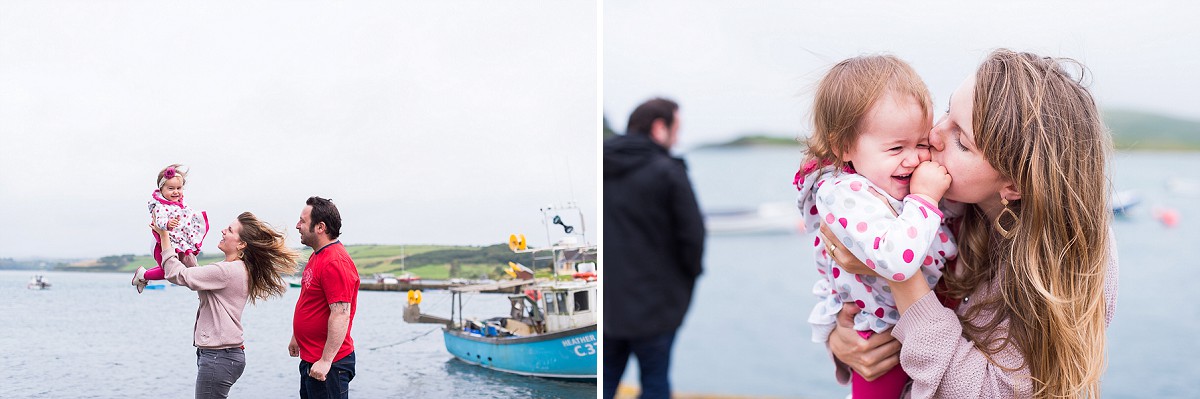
left=603, top=132, right=705, bottom=338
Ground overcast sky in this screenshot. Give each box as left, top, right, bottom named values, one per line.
left=605, top=0, right=1200, bottom=149
left=0, top=1, right=597, bottom=258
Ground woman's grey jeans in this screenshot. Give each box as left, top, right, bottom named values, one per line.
left=195, top=347, right=246, bottom=399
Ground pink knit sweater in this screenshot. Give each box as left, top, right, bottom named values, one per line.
left=832, top=236, right=1120, bottom=398
left=161, top=248, right=249, bottom=349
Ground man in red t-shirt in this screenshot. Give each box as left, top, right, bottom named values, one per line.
left=289, top=196, right=360, bottom=399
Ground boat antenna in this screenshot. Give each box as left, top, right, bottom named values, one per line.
left=565, top=154, right=577, bottom=205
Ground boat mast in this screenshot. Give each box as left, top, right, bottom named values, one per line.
left=575, top=204, right=587, bottom=246
left=540, top=205, right=557, bottom=278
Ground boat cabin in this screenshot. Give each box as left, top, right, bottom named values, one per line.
left=541, top=283, right=596, bottom=332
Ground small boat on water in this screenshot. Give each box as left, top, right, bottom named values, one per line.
left=1111, top=190, right=1142, bottom=215
left=714, top=193, right=1140, bottom=227
left=405, top=204, right=598, bottom=379
left=1167, top=177, right=1200, bottom=197
left=440, top=278, right=596, bottom=379
left=374, top=273, right=400, bottom=285
left=705, top=201, right=801, bottom=235
left=27, top=275, right=51, bottom=290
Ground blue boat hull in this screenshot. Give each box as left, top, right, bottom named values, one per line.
left=443, top=324, right=597, bottom=379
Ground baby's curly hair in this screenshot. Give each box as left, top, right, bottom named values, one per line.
left=804, top=54, right=932, bottom=171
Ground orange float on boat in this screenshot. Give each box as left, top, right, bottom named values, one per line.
left=572, top=271, right=597, bottom=281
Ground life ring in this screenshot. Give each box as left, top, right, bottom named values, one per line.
left=572, top=271, right=597, bottom=281
left=407, top=290, right=422, bottom=305
left=525, top=289, right=541, bottom=301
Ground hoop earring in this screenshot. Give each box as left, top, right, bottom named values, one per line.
left=238, top=250, right=245, bottom=259
left=994, top=197, right=1018, bottom=239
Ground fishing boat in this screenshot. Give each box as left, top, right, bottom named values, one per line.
left=27, top=275, right=51, bottom=290
left=404, top=204, right=598, bottom=379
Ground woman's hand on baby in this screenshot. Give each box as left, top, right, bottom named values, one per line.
left=819, top=222, right=880, bottom=277
left=910, top=160, right=952, bottom=203
left=829, top=302, right=901, bottom=381
left=819, top=186, right=891, bottom=277
left=167, top=217, right=180, bottom=230
left=150, top=216, right=169, bottom=237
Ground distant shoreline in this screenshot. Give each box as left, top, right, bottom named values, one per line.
left=695, top=136, right=1200, bottom=152
left=2, top=243, right=542, bottom=280
left=695, top=135, right=800, bottom=149
left=695, top=108, right=1200, bottom=152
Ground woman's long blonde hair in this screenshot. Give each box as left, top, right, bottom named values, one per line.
left=942, top=49, right=1111, bottom=398
left=237, top=212, right=299, bottom=304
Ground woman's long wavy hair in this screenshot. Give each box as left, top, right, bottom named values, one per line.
left=237, top=212, right=299, bottom=304
left=941, top=49, right=1111, bottom=398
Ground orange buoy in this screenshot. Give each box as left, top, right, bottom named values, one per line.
left=1154, top=207, right=1180, bottom=228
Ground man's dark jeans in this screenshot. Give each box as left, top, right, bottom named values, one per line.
left=603, top=331, right=677, bottom=399
left=299, top=351, right=356, bottom=399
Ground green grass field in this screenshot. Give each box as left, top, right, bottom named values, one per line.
left=102, top=243, right=538, bottom=281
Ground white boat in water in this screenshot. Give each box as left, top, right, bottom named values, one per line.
left=404, top=204, right=598, bottom=379
left=1167, top=178, right=1200, bottom=197
left=704, top=201, right=801, bottom=235
left=27, top=275, right=51, bottom=290
left=710, top=192, right=1139, bottom=232
left=373, top=273, right=400, bottom=285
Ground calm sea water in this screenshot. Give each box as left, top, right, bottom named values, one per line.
left=620, top=147, right=1200, bottom=399
left=0, top=271, right=596, bottom=398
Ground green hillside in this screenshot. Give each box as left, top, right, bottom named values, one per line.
left=56, top=243, right=542, bottom=281
left=329, top=243, right=539, bottom=279
left=693, top=109, right=1200, bottom=152
left=1103, top=109, right=1200, bottom=151
left=711, top=134, right=799, bottom=148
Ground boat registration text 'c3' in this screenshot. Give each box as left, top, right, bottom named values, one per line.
left=561, top=335, right=598, bottom=357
